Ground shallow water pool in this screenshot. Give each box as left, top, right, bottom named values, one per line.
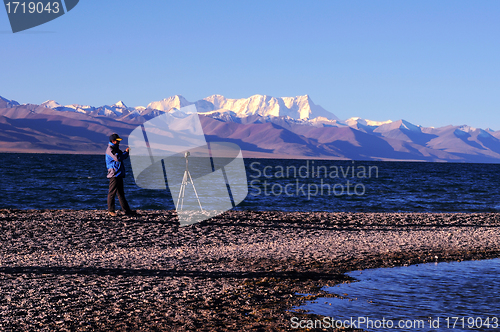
left=296, top=259, right=500, bottom=331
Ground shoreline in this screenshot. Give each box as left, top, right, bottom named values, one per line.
left=1, top=209, right=499, bottom=331
left=2, top=150, right=500, bottom=165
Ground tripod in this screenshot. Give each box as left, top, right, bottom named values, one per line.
left=176, top=151, right=203, bottom=211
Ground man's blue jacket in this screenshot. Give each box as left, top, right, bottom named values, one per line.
left=106, top=142, right=129, bottom=178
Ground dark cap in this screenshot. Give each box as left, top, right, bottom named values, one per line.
left=109, top=133, right=123, bottom=142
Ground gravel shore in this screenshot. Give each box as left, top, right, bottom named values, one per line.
left=1, top=209, right=499, bottom=331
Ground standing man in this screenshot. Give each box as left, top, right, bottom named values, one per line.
left=106, top=133, right=136, bottom=216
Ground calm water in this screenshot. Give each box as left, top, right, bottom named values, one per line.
left=296, top=259, right=500, bottom=332
left=1, top=153, right=500, bottom=212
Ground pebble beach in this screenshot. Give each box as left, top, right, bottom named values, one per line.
left=1, top=209, right=499, bottom=331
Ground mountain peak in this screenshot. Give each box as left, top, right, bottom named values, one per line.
left=147, top=95, right=191, bottom=111
left=0, top=95, right=20, bottom=108
left=281, top=95, right=338, bottom=121
left=198, top=94, right=339, bottom=120
left=113, top=101, right=127, bottom=108
left=204, top=94, right=227, bottom=108
left=457, top=125, right=477, bottom=133
left=205, top=94, right=225, bottom=99
left=345, top=117, right=392, bottom=128
left=41, top=100, right=62, bottom=109
left=373, top=119, right=420, bottom=133
left=399, top=119, right=421, bottom=131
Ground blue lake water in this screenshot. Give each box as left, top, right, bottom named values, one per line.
left=296, top=259, right=500, bottom=332
left=1, top=153, right=500, bottom=212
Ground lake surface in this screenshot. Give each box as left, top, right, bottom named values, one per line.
left=295, top=259, right=500, bottom=332
left=1, top=153, right=500, bottom=212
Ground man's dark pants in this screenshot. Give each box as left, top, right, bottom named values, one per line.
left=108, top=177, right=131, bottom=213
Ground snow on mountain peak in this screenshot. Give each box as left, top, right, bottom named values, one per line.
left=366, top=119, right=393, bottom=126
left=203, top=94, right=227, bottom=109
left=457, top=125, right=477, bottom=133
left=453, top=125, right=494, bottom=139
left=345, top=117, right=393, bottom=128
left=400, top=119, right=421, bottom=132
left=147, top=95, right=191, bottom=111
left=372, top=119, right=421, bottom=134
left=0, top=93, right=343, bottom=125
left=143, top=94, right=340, bottom=121
left=281, top=94, right=338, bottom=120
left=41, top=100, right=62, bottom=109
left=113, top=101, right=127, bottom=108
left=345, top=117, right=368, bottom=127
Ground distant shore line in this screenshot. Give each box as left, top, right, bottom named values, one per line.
left=0, top=150, right=489, bottom=163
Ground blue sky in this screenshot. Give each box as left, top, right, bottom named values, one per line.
left=1, top=1, right=499, bottom=129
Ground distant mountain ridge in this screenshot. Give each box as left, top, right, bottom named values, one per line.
left=30, top=94, right=339, bottom=123
left=1, top=93, right=500, bottom=163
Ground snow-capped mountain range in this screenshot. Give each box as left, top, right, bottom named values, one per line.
left=1, top=93, right=500, bottom=163
left=35, top=94, right=340, bottom=123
